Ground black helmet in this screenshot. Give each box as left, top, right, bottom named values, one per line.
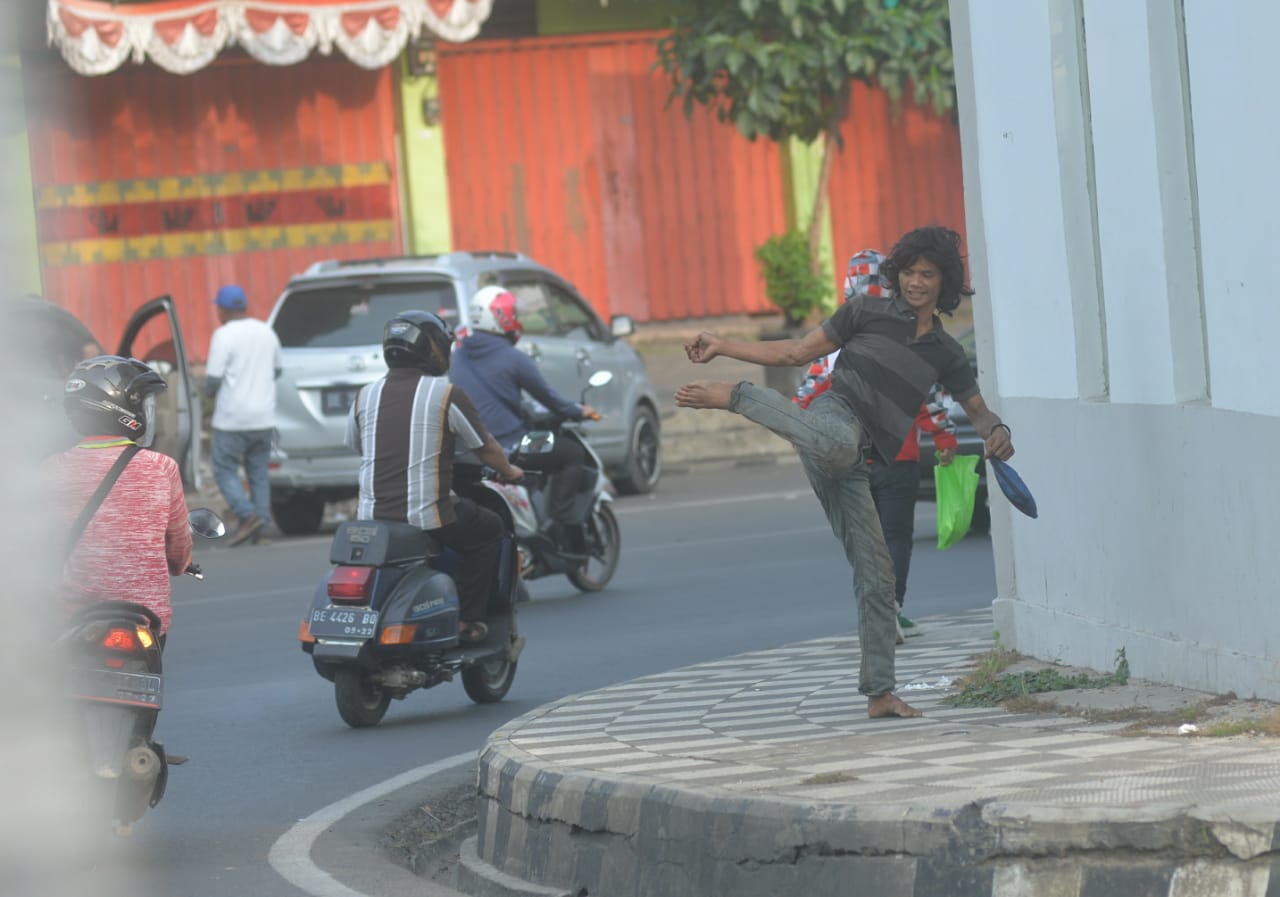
left=383, top=311, right=453, bottom=375
left=64, top=355, right=167, bottom=440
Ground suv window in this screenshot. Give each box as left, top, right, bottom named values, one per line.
left=504, top=280, right=553, bottom=337
left=544, top=282, right=603, bottom=341
left=274, top=281, right=457, bottom=348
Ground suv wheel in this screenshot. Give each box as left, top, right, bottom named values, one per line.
left=613, top=405, right=661, bottom=495
left=272, top=492, right=325, bottom=536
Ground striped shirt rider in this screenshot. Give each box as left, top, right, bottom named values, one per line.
left=345, top=367, right=491, bottom=530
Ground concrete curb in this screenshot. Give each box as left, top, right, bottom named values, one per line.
left=456, top=836, right=574, bottom=897
left=471, top=735, right=1280, bottom=897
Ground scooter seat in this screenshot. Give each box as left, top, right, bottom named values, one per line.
left=329, top=520, right=437, bottom=566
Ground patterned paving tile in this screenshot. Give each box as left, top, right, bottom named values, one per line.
left=495, top=609, right=1280, bottom=814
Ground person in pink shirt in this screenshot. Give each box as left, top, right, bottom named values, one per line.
left=44, top=356, right=192, bottom=638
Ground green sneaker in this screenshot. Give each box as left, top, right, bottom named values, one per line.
left=897, top=612, right=922, bottom=637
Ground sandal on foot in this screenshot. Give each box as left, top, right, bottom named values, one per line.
left=459, top=621, right=489, bottom=644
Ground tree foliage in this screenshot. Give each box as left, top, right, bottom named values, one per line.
left=656, top=0, right=956, bottom=145
left=656, top=0, right=956, bottom=321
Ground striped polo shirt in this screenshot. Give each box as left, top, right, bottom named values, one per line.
left=345, top=368, right=490, bottom=530
left=821, top=292, right=979, bottom=461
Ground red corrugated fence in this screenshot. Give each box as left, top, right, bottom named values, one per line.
left=23, top=55, right=404, bottom=361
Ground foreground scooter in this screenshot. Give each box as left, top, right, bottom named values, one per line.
left=59, top=508, right=224, bottom=836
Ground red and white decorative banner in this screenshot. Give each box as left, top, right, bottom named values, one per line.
left=47, top=0, right=494, bottom=75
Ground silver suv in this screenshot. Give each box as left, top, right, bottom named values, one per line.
left=265, top=251, right=662, bottom=535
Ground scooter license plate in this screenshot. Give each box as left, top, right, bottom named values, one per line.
left=65, top=668, right=163, bottom=708
left=309, top=606, right=378, bottom=640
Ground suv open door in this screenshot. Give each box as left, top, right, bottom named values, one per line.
left=116, top=295, right=203, bottom=490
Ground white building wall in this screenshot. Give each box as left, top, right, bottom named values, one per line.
left=1182, top=1, right=1280, bottom=418
left=951, top=0, right=1280, bottom=700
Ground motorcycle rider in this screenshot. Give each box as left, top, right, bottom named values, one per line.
left=43, top=355, right=193, bottom=641
left=346, top=311, right=523, bottom=644
left=449, top=285, right=599, bottom=547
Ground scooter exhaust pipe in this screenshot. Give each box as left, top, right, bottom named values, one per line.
left=124, top=745, right=161, bottom=783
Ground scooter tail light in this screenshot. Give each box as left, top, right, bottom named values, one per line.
left=101, top=628, right=137, bottom=652
left=297, top=620, right=315, bottom=644
left=328, top=566, right=374, bottom=604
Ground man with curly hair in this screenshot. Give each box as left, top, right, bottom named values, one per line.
left=676, top=226, right=1014, bottom=719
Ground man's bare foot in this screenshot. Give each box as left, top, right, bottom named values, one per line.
left=674, top=380, right=735, bottom=410
left=867, top=693, right=923, bottom=719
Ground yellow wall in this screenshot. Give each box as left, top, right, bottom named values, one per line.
left=396, top=58, right=453, bottom=254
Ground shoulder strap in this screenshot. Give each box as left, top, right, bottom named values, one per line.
left=64, top=444, right=142, bottom=564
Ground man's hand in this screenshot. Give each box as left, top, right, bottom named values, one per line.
left=984, top=425, right=1014, bottom=461
left=496, top=463, right=524, bottom=484
left=685, top=331, right=722, bottom=364
left=580, top=404, right=601, bottom=421
left=936, top=446, right=956, bottom=466
left=476, top=435, right=524, bottom=481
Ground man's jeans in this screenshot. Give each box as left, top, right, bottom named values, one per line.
left=729, top=383, right=898, bottom=696
left=211, top=428, right=273, bottom=523
left=868, top=460, right=921, bottom=608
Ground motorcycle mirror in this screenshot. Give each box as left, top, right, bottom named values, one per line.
left=189, top=507, right=227, bottom=539
left=587, top=370, right=613, bottom=388
left=518, top=431, right=556, bottom=455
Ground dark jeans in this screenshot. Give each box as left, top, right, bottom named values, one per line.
left=432, top=497, right=504, bottom=624
left=521, top=434, right=588, bottom=524
left=868, top=460, right=920, bottom=608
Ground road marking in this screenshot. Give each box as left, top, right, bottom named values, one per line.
left=268, top=751, right=476, bottom=897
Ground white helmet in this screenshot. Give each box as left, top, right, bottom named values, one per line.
left=469, top=285, right=522, bottom=337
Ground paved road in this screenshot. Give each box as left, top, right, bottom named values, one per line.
left=26, top=459, right=994, bottom=897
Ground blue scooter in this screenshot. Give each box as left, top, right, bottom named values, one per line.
left=299, top=476, right=524, bottom=728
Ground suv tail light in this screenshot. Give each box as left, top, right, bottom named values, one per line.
left=328, top=566, right=374, bottom=604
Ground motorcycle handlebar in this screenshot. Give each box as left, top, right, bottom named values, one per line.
left=184, top=563, right=204, bottom=580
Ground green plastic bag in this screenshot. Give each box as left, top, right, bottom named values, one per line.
left=935, top=454, right=981, bottom=550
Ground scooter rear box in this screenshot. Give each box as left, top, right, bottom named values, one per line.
left=330, top=520, right=434, bottom=566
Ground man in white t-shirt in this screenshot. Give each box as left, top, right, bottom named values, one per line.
left=205, top=284, right=283, bottom=546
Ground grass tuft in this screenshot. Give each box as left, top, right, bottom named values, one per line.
left=944, top=643, right=1129, bottom=709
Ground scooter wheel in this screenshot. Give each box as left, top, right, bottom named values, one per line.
left=334, top=668, right=390, bottom=728
left=567, top=504, right=621, bottom=593
left=462, top=657, right=516, bottom=704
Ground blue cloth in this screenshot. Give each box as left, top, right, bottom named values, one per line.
left=214, top=285, right=247, bottom=310
left=989, top=457, right=1038, bottom=519
left=449, top=332, right=581, bottom=448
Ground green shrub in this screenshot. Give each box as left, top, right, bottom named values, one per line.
left=754, top=230, right=830, bottom=328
